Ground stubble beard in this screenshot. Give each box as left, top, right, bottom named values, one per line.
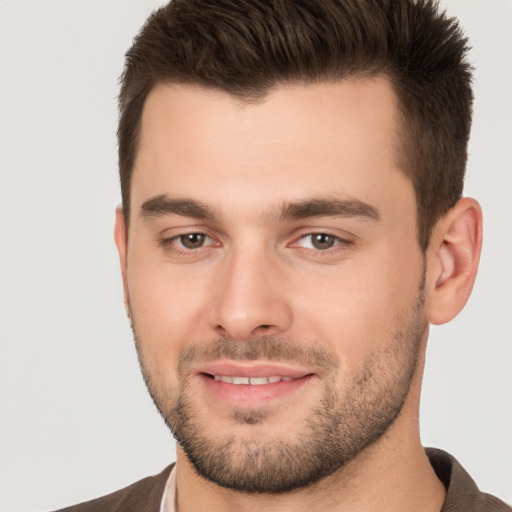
left=130, top=283, right=427, bottom=494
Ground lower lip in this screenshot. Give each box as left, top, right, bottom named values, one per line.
left=198, top=374, right=314, bottom=408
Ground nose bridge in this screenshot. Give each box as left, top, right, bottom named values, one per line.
left=211, top=243, right=292, bottom=340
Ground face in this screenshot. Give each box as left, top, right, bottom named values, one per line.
left=118, top=78, right=428, bottom=493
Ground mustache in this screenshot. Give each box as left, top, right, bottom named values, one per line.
left=178, top=336, right=339, bottom=375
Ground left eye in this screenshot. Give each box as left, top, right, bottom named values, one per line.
left=298, top=233, right=342, bottom=250
left=174, top=233, right=214, bottom=249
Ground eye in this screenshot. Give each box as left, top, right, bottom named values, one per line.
left=164, top=232, right=216, bottom=250
left=180, top=233, right=208, bottom=249
left=297, top=233, right=348, bottom=250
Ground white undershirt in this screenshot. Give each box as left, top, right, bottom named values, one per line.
left=159, top=465, right=177, bottom=512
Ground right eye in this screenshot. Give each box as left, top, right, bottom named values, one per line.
left=162, top=232, right=217, bottom=251
left=176, top=233, right=210, bottom=249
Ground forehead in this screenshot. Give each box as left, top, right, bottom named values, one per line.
left=131, top=78, right=412, bottom=221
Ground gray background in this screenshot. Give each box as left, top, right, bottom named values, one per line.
left=1, top=1, right=511, bottom=510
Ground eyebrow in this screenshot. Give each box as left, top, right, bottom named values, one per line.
left=139, top=194, right=380, bottom=223
left=280, top=198, right=380, bottom=222
left=140, top=195, right=216, bottom=221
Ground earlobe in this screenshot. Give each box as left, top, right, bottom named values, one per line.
left=427, top=197, right=483, bottom=325
left=114, top=207, right=130, bottom=316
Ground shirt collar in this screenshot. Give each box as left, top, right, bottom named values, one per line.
left=159, top=464, right=177, bottom=512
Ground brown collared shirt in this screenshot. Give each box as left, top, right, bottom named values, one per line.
left=55, top=448, right=511, bottom=511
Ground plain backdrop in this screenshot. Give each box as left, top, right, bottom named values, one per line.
left=1, top=1, right=511, bottom=511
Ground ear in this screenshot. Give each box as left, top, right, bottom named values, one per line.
left=114, top=207, right=130, bottom=316
left=427, top=197, right=483, bottom=325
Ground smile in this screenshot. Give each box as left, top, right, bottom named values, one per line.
left=198, top=367, right=316, bottom=409
left=194, top=361, right=318, bottom=408
left=212, top=375, right=294, bottom=385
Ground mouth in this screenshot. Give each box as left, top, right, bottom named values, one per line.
left=209, top=375, right=295, bottom=385
left=195, top=362, right=316, bottom=409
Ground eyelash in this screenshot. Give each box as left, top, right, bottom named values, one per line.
left=159, top=232, right=218, bottom=253
left=292, top=233, right=353, bottom=252
left=159, top=231, right=353, bottom=256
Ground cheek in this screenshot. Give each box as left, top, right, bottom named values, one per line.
left=292, top=251, right=423, bottom=365
left=126, top=254, right=215, bottom=353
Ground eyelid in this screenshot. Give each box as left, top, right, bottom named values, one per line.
left=289, top=231, right=354, bottom=251
left=159, top=229, right=220, bottom=251
left=157, top=227, right=354, bottom=254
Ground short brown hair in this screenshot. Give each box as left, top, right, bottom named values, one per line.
left=118, top=0, right=473, bottom=250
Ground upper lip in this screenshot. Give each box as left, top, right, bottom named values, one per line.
left=196, top=361, right=314, bottom=379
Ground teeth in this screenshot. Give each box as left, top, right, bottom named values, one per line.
left=232, top=376, right=250, bottom=385
left=249, top=377, right=269, bottom=385
left=212, top=375, right=292, bottom=385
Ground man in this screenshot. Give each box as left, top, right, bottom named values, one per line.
left=56, top=0, right=510, bottom=510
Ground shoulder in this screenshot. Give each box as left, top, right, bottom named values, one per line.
left=426, top=448, right=511, bottom=512
left=52, top=464, right=174, bottom=512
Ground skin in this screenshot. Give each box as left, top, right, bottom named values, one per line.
left=115, top=78, right=482, bottom=511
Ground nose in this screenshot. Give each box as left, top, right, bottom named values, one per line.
left=210, top=249, right=293, bottom=341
